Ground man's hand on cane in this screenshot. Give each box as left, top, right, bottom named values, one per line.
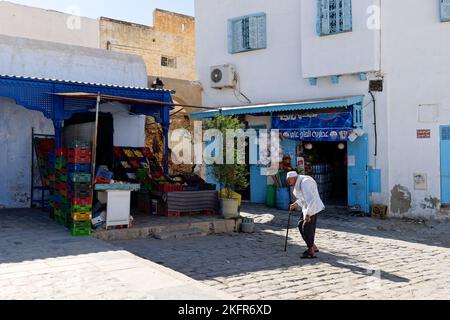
left=289, top=203, right=298, bottom=212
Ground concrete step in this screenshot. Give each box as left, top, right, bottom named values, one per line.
left=153, top=228, right=208, bottom=240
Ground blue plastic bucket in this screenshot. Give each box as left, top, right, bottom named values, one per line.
left=276, top=187, right=291, bottom=211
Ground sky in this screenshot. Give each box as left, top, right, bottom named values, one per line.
left=4, top=0, right=195, bottom=25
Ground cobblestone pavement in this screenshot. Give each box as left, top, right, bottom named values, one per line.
left=110, top=204, right=450, bottom=300
left=0, top=209, right=232, bottom=300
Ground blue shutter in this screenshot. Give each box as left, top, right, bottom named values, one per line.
left=316, top=0, right=322, bottom=34
left=227, top=19, right=234, bottom=53
left=342, top=0, right=353, bottom=31
left=249, top=13, right=267, bottom=50
left=321, top=0, right=331, bottom=35
left=441, top=0, right=450, bottom=22
left=230, top=18, right=244, bottom=53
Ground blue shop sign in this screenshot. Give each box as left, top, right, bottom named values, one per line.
left=280, top=129, right=351, bottom=141
left=272, top=111, right=353, bottom=130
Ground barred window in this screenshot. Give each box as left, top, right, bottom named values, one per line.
left=161, top=56, right=177, bottom=69
left=317, top=0, right=352, bottom=36
left=228, top=13, right=267, bottom=54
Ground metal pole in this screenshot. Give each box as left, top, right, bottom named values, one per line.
left=91, top=93, right=101, bottom=191
left=284, top=185, right=294, bottom=252
left=31, top=127, right=35, bottom=209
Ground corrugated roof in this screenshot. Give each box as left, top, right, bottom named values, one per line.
left=0, top=74, right=175, bottom=93
left=190, top=96, right=364, bottom=119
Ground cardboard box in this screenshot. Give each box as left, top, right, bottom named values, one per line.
left=371, top=205, right=388, bottom=220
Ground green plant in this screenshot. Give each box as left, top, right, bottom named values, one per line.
left=204, top=115, right=249, bottom=199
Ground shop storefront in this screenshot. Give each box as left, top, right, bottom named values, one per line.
left=192, top=96, right=371, bottom=214
left=1, top=75, right=219, bottom=236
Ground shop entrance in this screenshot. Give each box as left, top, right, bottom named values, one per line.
left=300, top=141, right=348, bottom=206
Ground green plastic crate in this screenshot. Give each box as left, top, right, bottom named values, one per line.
left=71, top=220, right=91, bottom=237
left=69, top=173, right=92, bottom=183
left=71, top=204, right=92, bottom=213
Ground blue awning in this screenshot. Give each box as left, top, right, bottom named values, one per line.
left=190, top=96, right=364, bottom=119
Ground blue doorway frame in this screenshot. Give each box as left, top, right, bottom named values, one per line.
left=440, top=126, right=450, bottom=204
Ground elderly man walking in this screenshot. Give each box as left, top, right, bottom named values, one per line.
left=286, top=171, right=325, bottom=259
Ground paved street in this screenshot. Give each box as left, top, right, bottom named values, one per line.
left=0, top=209, right=232, bottom=300
left=110, top=204, right=450, bottom=300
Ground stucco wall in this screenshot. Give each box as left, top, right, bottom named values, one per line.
left=0, top=98, right=54, bottom=208
left=194, top=0, right=389, bottom=215
left=300, top=0, right=380, bottom=78
left=0, top=35, right=149, bottom=208
left=99, top=9, right=196, bottom=81
left=0, top=1, right=99, bottom=48
left=382, top=0, right=450, bottom=219
left=195, top=0, right=450, bottom=219
left=0, top=34, right=148, bottom=87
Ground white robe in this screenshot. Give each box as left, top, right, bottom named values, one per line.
left=293, top=175, right=325, bottom=218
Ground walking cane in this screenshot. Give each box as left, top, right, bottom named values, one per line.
left=284, top=186, right=294, bottom=252
left=284, top=208, right=293, bottom=252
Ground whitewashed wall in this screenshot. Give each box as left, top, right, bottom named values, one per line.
left=0, top=1, right=100, bottom=48
left=382, top=0, right=450, bottom=218
left=195, top=0, right=390, bottom=210
left=0, top=35, right=149, bottom=208
left=300, top=0, right=380, bottom=78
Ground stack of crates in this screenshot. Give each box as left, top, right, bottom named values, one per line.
left=54, top=148, right=69, bottom=226
left=48, top=149, right=56, bottom=217
left=67, top=140, right=93, bottom=237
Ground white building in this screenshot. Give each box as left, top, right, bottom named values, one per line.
left=193, top=0, right=450, bottom=219
left=0, top=34, right=150, bottom=208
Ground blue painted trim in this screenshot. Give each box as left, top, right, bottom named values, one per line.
left=309, top=78, right=318, bottom=86
left=228, top=12, right=267, bottom=54
left=331, top=75, right=340, bottom=84
left=359, top=73, right=367, bottom=81
left=441, top=0, right=450, bottom=22
left=368, top=168, right=382, bottom=193
left=191, top=96, right=364, bottom=119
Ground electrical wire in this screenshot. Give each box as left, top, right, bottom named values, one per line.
left=232, top=72, right=252, bottom=104
left=369, top=91, right=378, bottom=157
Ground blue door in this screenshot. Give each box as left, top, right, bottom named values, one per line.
left=348, top=134, right=369, bottom=213
left=250, top=125, right=268, bottom=203
left=440, top=126, right=450, bottom=204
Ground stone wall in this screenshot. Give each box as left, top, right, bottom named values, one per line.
left=99, top=9, right=196, bottom=81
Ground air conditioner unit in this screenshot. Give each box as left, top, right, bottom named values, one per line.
left=210, top=64, right=236, bottom=89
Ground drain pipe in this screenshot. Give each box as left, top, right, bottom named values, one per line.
left=369, top=90, right=378, bottom=157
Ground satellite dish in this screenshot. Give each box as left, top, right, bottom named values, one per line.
left=211, top=68, right=223, bottom=83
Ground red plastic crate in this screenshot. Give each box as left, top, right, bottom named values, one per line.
left=68, top=154, right=91, bottom=164
left=94, top=176, right=111, bottom=184
left=55, top=148, right=68, bottom=157
left=112, top=147, right=124, bottom=158
left=157, top=184, right=184, bottom=193
left=68, top=147, right=91, bottom=157
left=70, top=196, right=93, bottom=206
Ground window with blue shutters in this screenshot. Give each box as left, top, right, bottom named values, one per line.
left=441, top=0, right=450, bottom=22
left=228, top=13, right=267, bottom=54
left=317, top=0, right=352, bottom=36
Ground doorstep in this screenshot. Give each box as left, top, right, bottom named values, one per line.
left=92, top=218, right=241, bottom=241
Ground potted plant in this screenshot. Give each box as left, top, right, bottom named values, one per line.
left=205, top=115, right=249, bottom=219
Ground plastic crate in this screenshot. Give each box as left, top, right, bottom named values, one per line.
left=157, top=184, right=184, bottom=193
left=71, top=212, right=92, bottom=221
left=68, top=163, right=91, bottom=173
left=70, top=221, right=91, bottom=236
left=67, top=140, right=91, bottom=148
left=68, top=154, right=91, bottom=164
left=55, top=148, right=68, bottom=157
left=70, top=196, right=93, bottom=206
left=69, top=173, right=91, bottom=183
left=68, top=181, right=92, bottom=191
left=71, top=204, right=92, bottom=213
